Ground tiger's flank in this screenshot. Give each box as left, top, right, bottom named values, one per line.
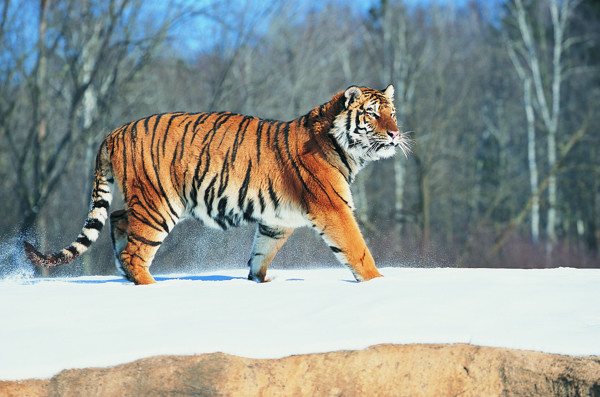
left=24, top=85, right=412, bottom=284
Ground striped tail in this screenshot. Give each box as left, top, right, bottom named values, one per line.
left=24, top=164, right=113, bottom=269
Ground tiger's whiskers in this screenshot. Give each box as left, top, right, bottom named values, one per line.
left=398, top=131, right=414, bottom=159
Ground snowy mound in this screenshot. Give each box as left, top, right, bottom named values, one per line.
left=1, top=267, right=599, bottom=380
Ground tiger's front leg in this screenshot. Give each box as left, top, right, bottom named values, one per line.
left=247, top=224, right=294, bottom=282
left=312, top=207, right=382, bottom=282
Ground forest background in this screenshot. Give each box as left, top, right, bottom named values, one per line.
left=0, top=0, right=598, bottom=277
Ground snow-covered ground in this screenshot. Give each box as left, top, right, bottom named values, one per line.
left=1, top=266, right=599, bottom=380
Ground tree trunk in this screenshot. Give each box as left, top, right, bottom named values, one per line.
left=545, top=0, right=566, bottom=256
left=394, top=157, right=407, bottom=227
left=509, top=0, right=579, bottom=261
left=421, top=170, right=431, bottom=253
left=524, top=78, right=540, bottom=243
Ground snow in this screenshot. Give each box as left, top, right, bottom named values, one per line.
left=1, top=266, right=599, bottom=380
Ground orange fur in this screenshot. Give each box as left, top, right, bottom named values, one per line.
left=24, top=85, right=409, bottom=284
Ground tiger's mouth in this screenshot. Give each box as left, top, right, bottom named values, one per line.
left=377, top=131, right=413, bottom=158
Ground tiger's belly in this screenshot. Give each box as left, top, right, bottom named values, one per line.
left=185, top=191, right=309, bottom=230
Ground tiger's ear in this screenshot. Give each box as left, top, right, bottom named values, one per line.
left=344, top=86, right=362, bottom=109
left=384, top=84, right=395, bottom=100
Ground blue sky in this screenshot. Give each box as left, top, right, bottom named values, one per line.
left=168, top=0, right=476, bottom=55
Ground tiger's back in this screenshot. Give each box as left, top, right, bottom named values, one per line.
left=25, top=85, right=410, bottom=284
left=107, top=112, right=318, bottom=229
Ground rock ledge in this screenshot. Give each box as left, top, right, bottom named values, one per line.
left=2, top=344, right=600, bottom=396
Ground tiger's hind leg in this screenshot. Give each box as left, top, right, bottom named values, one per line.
left=247, top=224, right=294, bottom=282
left=109, top=210, right=133, bottom=282
left=118, top=212, right=173, bottom=285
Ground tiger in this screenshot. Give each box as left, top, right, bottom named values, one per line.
left=24, top=85, right=411, bottom=284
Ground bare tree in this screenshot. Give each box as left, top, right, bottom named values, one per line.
left=365, top=0, right=425, bottom=233
left=507, top=48, right=540, bottom=243
left=405, top=3, right=480, bottom=252
left=0, top=0, right=181, bottom=246
left=506, top=0, right=581, bottom=256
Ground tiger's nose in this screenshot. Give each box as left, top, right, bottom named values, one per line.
left=387, top=130, right=400, bottom=139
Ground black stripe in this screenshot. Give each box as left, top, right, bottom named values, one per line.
left=138, top=145, right=174, bottom=231
left=190, top=113, right=212, bottom=144
left=329, top=182, right=351, bottom=208
left=258, top=190, right=266, bottom=213
left=189, top=183, right=198, bottom=209
left=131, top=119, right=139, bottom=140
left=272, top=122, right=286, bottom=164
left=231, top=116, right=252, bottom=163
left=92, top=199, right=110, bottom=210
left=162, top=113, right=183, bottom=155
left=150, top=116, right=182, bottom=221
left=172, top=141, right=183, bottom=188
left=203, top=112, right=233, bottom=145
left=76, top=235, right=92, bottom=247
left=282, top=123, right=329, bottom=208
left=238, top=160, right=252, bottom=209
left=147, top=141, right=180, bottom=222
left=256, top=120, right=265, bottom=164
left=84, top=218, right=104, bottom=231
left=354, top=111, right=361, bottom=132
left=191, top=153, right=211, bottom=207
left=215, top=197, right=228, bottom=229
left=282, top=124, right=317, bottom=205
left=179, top=119, right=194, bottom=160
left=264, top=121, right=273, bottom=146
left=150, top=115, right=164, bottom=177
left=129, top=209, right=165, bottom=233
left=151, top=114, right=164, bottom=135
left=299, top=114, right=309, bottom=128
left=330, top=246, right=343, bottom=253
left=318, top=104, right=325, bottom=118
left=217, top=197, right=228, bottom=218
left=143, top=114, right=153, bottom=136
left=180, top=169, right=189, bottom=207
left=325, top=133, right=353, bottom=182
left=204, top=175, right=218, bottom=216
left=345, top=111, right=353, bottom=131
left=243, top=199, right=255, bottom=222
left=267, top=179, right=280, bottom=210
left=258, top=224, right=284, bottom=239
left=128, top=234, right=162, bottom=247
left=218, top=148, right=231, bottom=197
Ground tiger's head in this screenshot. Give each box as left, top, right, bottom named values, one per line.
left=332, top=85, right=411, bottom=161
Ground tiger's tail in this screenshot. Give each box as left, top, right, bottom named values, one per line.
left=24, top=143, right=113, bottom=269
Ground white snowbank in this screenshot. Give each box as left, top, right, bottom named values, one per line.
left=1, top=267, right=599, bottom=380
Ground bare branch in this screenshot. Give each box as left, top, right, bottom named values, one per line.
left=486, top=121, right=588, bottom=259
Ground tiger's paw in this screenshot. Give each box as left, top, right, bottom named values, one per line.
left=128, top=267, right=156, bottom=285
left=353, top=268, right=383, bottom=282
left=247, top=272, right=270, bottom=283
